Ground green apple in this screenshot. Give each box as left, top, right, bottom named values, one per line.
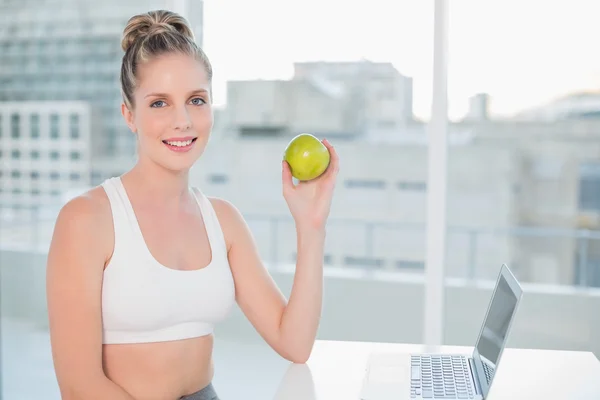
left=283, top=133, right=331, bottom=181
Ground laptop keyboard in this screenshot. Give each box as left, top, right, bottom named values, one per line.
left=481, top=361, right=494, bottom=385
left=410, top=355, right=475, bottom=399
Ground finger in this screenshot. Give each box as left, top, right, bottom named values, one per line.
left=282, top=160, right=295, bottom=193
left=322, top=139, right=339, bottom=178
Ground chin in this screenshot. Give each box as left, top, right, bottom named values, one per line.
left=162, top=158, right=199, bottom=174
left=159, top=141, right=206, bottom=171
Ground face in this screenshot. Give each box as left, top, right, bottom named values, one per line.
left=122, top=52, right=213, bottom=173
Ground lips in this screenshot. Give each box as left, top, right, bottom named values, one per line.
left=162, top=137, right=198, bottom=152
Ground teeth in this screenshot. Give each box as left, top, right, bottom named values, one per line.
left=165, top=139, right=193, bottom=147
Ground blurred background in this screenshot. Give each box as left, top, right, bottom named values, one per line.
left=1, top=0, right=600, bottom=398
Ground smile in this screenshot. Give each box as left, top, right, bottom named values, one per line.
left=162, top=137, right=197, bottom=152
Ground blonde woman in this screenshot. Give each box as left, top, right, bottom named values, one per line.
left=46, top=9, right=339, bottom=400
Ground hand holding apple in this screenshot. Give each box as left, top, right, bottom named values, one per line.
left=283, top=133, right=331, bottom=181
left=281, top=135, right=339, bottom=231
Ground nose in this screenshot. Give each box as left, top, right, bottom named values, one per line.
left=173, top=105, right=192, bottom=131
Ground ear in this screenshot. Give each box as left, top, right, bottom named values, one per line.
left=121, top=103, right=137, bottom=133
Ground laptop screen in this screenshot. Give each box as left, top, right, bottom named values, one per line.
left=474, top=271, right=519, bottom=369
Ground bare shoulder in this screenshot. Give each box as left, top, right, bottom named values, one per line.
left=207, top=196, right=248, bottom=251
left=50, top=185, right=114, bottom=264
left=55, top=186, right=111, bottom=231
left=208, top=196, right=241, bottom=218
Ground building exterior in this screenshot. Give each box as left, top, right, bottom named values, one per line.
left=515, top=92, right=600, bottom=121
left=0, top=0, right=204, bottom=163
left=0, top=0, right=206, bottom=207
left=224, top=60, right=414, bottom=139
left=0, top=101, right=94, bottom=212
left=2, top=118, right=600, bottom=286
left=1, top=1, right=599, bottom=287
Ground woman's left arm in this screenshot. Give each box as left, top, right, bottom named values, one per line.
left=212, top=140, right=339, bottom=364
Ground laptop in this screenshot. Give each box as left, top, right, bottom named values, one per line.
left=360, top=264, right=523, bottom=400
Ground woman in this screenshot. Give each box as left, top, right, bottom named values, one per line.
left=45, top=9, right=339, bottom=400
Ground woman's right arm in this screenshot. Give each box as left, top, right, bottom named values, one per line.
left=46, top=193, right=136, bottom=400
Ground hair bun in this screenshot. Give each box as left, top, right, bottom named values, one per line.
left=121, top=10, right=195, bottom=52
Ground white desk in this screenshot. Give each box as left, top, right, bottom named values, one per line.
left=272, top=340, right=600, bottom=399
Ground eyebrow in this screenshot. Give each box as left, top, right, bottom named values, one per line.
left=144, top=89, right=209, bottom=99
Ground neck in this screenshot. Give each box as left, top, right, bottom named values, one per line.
left=124, top=157, right=191, bottom=207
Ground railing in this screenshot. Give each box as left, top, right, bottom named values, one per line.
left=243, top=216, right=600, bottom=287
left=2, top=205, right=600, bottom=288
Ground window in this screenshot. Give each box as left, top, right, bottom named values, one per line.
left=70, top=113, right=79, bottom=138
left=50, top=114, right=60, bottom=139
left=345, top=179, right=387, bottom=189
left=579, top=163, right=600, bottom=213
left=397, top=181, right=427, bottom=191
left=345, top=256, right=383, bottom=268
left=30, top=114, right=40, bottom=138
left=10, top=113, right=20, bottom=138
left=447, top=1, right=600, bottom=294
left=3, top=2, right=599, bottom=396
left=208, top=174, right=229, bottom=184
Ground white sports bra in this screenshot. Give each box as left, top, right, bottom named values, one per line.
left=99, top=177, right=235, bottom=344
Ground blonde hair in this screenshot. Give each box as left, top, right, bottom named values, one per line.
left=120, top=10, right=213, bottom=109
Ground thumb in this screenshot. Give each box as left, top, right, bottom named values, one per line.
left=282, top=160, right=295, bottom=194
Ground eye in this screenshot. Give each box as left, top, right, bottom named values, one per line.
left=190, top=97, right=206, bottom=106
left=150, top=100, right=167, bottom=108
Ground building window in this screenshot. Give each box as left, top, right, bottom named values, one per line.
left=91, top=171, right=102, bottom=181
left=579, top=163, right=600, bottom=213
left=11, top=149, right=20, bottom=159
left=394, top=260, right=425, bottom=270
left=0, top=115, right=3, bottom=138
left=11, top=114, right=20, bottom=138
left=11, top=170, right=20, bottom=178
left=50, top=171, right=60, bottom=180
left=70, top=114, right=80, bottom=139
left=208, top=174, right=229, bottom=184
left=50, top=151, right=60, bottom=160
left=344, top=179, right=387, bottom=189
left=69, top=172, right=81, bottom=181
left=343, top=256, right=384, bottom=268
left=30, top=114, right=40, bottom=138
left=30, top=150, right=40, bottom=159
left=30, top=171, right=40, bottom=179
left=70, top=151, right=80, bottom=160
left=397, top=181, right=427, bottom=191
left=50, top=114, right=60, bottom=139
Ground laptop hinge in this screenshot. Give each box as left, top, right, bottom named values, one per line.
left=468, top=358, right=482, bottom=396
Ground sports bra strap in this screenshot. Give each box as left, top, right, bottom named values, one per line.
left=191, top=187, right=228, bottom=253
left=101, top=177, right=137, bottom=248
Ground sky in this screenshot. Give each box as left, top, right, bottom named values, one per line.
left=201, top=0, right=600, bottom=120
